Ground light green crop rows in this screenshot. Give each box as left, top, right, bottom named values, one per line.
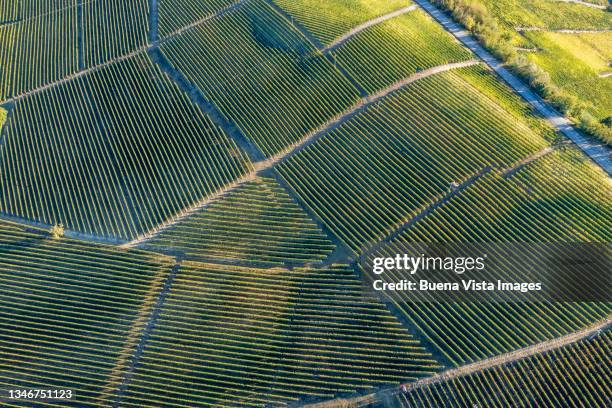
left=0, top=219, right=174, bottom=407
left=397, top=331, right=611, bottom=407
left=158, top=0, right=235, bottom=38
left=146, top=177, right=335, bottom=264
left=82, top=0, right=149, bottom=66
left=277, top=68, right=548, bottom=253
left=0, top=53, right=251, bottom=240
left=376, top=148, right=611, bottom=365
left=333, top=9, right=473, bottom=94
left=121, top=262, right=441, bottom=407
left=161, top=0, right=361, bottom=157
left=273, top=0, right=409, bottom=46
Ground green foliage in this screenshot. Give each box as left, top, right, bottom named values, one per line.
left=0, top=219, right=174, bottom=406
left=377, top=148, right=611, bottom=365
left=431, top=0, right=612, bottom=144
left=161, top=1, right=360, bottom=156
left=0, top=54, right=251, bottom=240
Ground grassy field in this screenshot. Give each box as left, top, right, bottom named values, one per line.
left=0, top=219, right=174, bottom=407
left=145, top=177, right=335, bottom=264
left=521, top=30, right=611, bottom=120
left=161, top=0, right=360, bottom=157
left=120, top=262, right=441, bottom=407
left=277, top=67, right=550, bottom=253
left=333, top=9, right=473, bottom=94
left=396, top=330, right=611, bottom=407
left=0, top=53, right=251, bottom=241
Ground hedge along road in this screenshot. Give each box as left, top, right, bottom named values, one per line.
left=413, top=0, right=612, bottom=176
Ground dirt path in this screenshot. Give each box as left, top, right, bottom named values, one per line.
left=301, top=318, right=611, bottom=408
left=413, top=0, right=611, bottom=175
left=111, top=258, right=182, bottom=408
left=122, top=60, right=479, bottom=248
left=321, top=5, right=419, bottom=53
left=553, top=0, right=606, bottom=9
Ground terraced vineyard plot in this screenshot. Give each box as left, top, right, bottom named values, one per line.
left=333, top=9, right=472, bottom=94
left=120, top=263, right=441, bottom=407
left=0, top=53, right=251, bottom=241
left=158, top=0, right=235, bottom=38
left=82, top=0, right=149, bottom=66
left=277, top=68, right=548, bottom=253
left=0, top=7, right=78, bottom=100
left=396, top=330, right=611, bottom=407
left=455, top=64, right=556, bottom=141
left=161, top=0, right=361, bottom=157
left=273, top=0, right=408, bottom=46
left=372, top=148, right=611, bottom=365
left=145, top=177, right=334, bottom=265
left=0, top=219, right=174, bottom=407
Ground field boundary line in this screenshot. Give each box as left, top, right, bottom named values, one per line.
left=111, top=258, right=182, bottom=408
left=413, top=0, right=611, bottom=175
left=299, top=318, right=611, bottom=408
left=322, top=5, right=419, bottom=53
left=122, top=60, right=479, bottom=248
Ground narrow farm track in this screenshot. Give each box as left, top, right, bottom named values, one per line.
left=553, top=0, right=606, bottom=9
left=301, top=318, right=612, bottom=408
left=321, top=5, right=419, bottom=53
left=122, top=60, right=480, bottom=248
left=501, top=144, right=563, bottom=178
left=413, top=0, right=612, bottom=175
left=358, top=166, right=494, bottom=264
left=112, top=258, right=182, bottom=408
left=0, top=212, right=126, bottom=245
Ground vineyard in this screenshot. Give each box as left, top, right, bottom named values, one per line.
left=396, top=330, right=611, bottom=407
left=369, top=148, right=611, bottom=365
left=273, top=0, right=409, bottom=46
left=160, top=0, right=361, bottom=157
left=0, top=218, right=174, bottom=407
left=119, top=263, right=441, bottom=407
left=0, top=0, right=610, bottom=407
left=278, top=67, right=549, bottom=253
left=144, top=177, right=335, bottom=265
left=0, top=53, right=251, bottom=241
left=333, top=9, right=472, bottom=93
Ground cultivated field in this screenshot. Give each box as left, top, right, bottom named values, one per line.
left=0, top=0, right=609, bottom=407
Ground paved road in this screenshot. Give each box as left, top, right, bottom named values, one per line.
left=413, top=0, right=612, bottom=176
